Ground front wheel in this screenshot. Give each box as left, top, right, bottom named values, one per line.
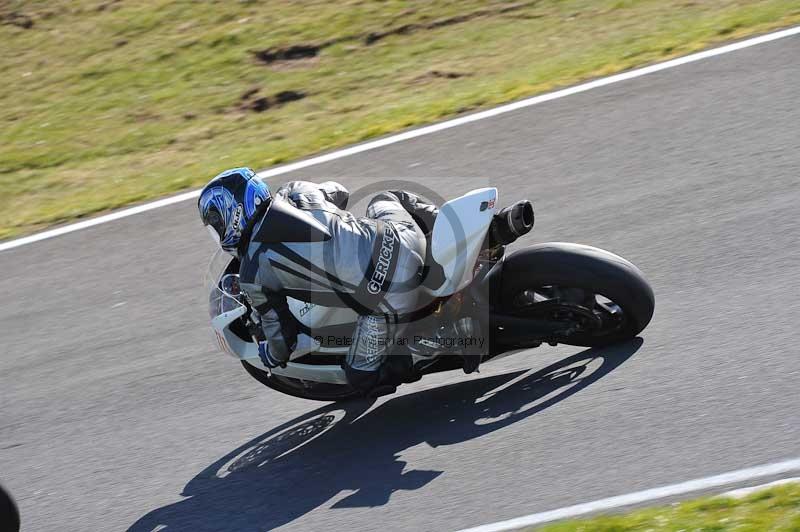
left=241, top=361, right=362, bottom=402
left=499, top=243, right=655, bottom=347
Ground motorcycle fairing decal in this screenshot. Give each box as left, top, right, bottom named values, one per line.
left=214, top=329, right=234, bottom=356
left=298, top=302, right=316, bottom=317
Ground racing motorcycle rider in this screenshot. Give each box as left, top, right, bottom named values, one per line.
left=198, top=168, right=481, bottom=397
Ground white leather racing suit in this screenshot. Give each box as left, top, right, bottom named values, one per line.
left=238, top=181, right=435, bottom=392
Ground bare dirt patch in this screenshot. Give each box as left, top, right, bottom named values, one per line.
left=364, top=1, right=538, bottom=45
left=238, top=87, right=307, bottom=113
left=252, top=2, right=539, bottom=67
left=1, top=11, right=33, bottom=29
left=411, top=69, right=471, bottom=84
left=253, top=44, right=321, bottom=64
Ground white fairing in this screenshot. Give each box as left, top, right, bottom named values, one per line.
left=207, top=188, right=498, bottom=386
left=212, top=303, right=348, bottom=383
left=205, top=251, right=350, bottom=384
left=426, top=187, right=498, bottom=297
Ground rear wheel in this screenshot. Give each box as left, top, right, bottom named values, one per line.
left=500, top=243, right=655, bottom=347
left=241, top=361, right=361, bottom=402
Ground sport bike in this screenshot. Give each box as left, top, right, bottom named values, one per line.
left=206, top=188, right=654, bottom=401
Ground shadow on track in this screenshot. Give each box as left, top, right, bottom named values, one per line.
left=129, top=339, right=641, bottom=531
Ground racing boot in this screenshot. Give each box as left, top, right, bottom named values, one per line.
left=453, top=316, right=484, bottom=374
left=408, top=316, right=485, bottom=373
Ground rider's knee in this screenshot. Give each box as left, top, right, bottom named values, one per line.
left=366, top=192, right=402, bottom=218
left=368, top=191, right=400, bottom=207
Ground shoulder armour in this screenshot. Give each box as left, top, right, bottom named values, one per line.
left=253, top=198, right=332, bottom=243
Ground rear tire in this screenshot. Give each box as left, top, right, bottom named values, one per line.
left=241, top=361, right=362, bottom=402
left=500, top=242, right=655, bottom=347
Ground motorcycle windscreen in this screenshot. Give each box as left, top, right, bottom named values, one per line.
left=208, top=285, right=246, bottom=320
left=204, top=248, right=246, bottom=320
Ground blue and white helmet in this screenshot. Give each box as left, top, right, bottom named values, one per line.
left=198, top=167, right=271, bottom=255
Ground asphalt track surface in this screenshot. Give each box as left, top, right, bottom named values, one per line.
left=2, top=34, right=800, bottom=532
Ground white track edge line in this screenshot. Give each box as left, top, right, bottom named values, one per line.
left=2, top=24, right=799, bottom=253
left=720, top=477, right=800, bottom=499
left=457, top=457, right=800, bottom=532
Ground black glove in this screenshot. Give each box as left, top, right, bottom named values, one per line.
left=257, top=341, right=286, bottom=369
left=388, top=190, right=439, bottom=235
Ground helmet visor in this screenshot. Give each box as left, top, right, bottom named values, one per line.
left=203, top=205, right=226, bottom=247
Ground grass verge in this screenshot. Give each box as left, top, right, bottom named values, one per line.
left=1, top=0, right=800, bottom=239
left=537, top=482, right=800, bottom=531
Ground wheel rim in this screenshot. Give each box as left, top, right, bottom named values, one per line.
left=513, top=285, right=627, bottom=339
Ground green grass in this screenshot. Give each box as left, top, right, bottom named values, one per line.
left=537, top=483, right=800, bottom=531
left=1, top=0, right=799, bottom=239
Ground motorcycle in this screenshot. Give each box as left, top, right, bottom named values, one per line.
left=206, top=188, right=654, bottom=401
